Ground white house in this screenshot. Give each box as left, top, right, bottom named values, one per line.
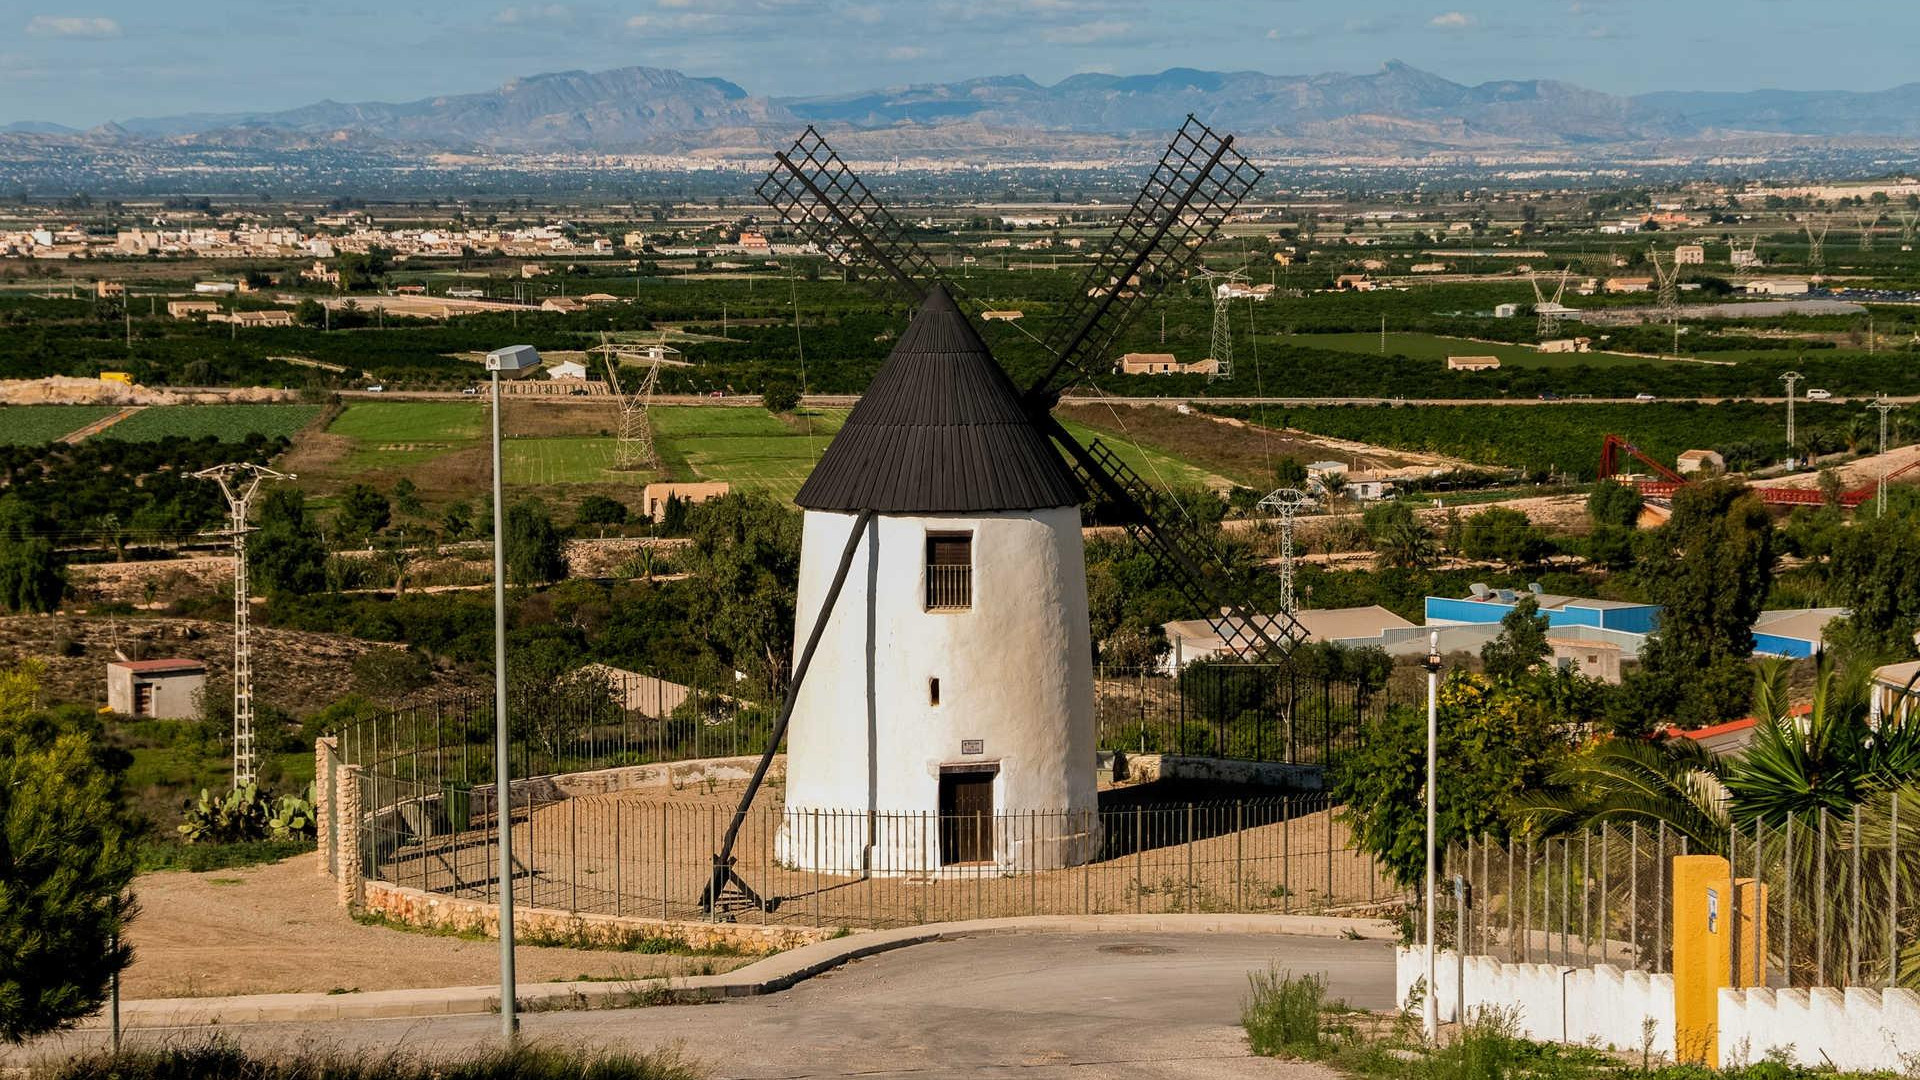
left=777, top=286, right=1097, bottom=875
left=545, top=359, right=588, bottom=380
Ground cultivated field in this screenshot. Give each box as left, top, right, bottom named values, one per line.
left=1281, top=331, right=1662, bottom=369
left=652, top=405, right=847, bottom=502
left=103, top=404, right=325, bottom=442
left=0, top=404, right=116, bottom=444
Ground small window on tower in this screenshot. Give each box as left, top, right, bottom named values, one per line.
left=925, top=532, right=972, bottom=611
left=929, top=677, right=941, bottom=705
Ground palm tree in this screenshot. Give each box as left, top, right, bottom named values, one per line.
left=1374, top=519, right=1439, bottom=571
left=1514, top=735, right=1731, bottom=853
left=1725, top=656, right=1920, bottom=826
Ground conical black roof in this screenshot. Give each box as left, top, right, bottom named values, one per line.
left=795, top=285, right=1083, bottom=514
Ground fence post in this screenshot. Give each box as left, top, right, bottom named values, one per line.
left=1816, top=808, right=1828, bottom=986
left=1850, top=804, right=1862, bottom=986
left=659, top=802, right=668, bottom=922
left=1325, top=805, right=1333, bottom=906
left=1133, top=808, right=1143, bottom=914
left=1235, top=802, right=1244, bottom=912
left=1282, top=796, right=1291, bottom=913
left=571, top=796, right=579, bottom=915
left=1185, top=803, right=1195, bottom=914
left=1889, top=793, right=1900, bottom=989
left=614, top=803, right=623, bottom=917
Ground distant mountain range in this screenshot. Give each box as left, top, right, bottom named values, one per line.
left=13, top=62, right=1920, bottom=157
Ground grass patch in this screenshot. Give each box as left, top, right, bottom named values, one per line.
left=102, top=404, right=324, bottom=442
left=1055, top=416, right=1228, bottom=490
left=1281, top=331, right=1659, bottom=370
left=137, top=838, right=313, bottom=873
left=651, top=405, right=845, bottom=502
left=350, top=909, right=760, bottom=957
left=0, top=404, right=116, bottom=445
left=38, top=1039, right=701, bottom=1080
left=1241, top=968, right=1332, bottom=1058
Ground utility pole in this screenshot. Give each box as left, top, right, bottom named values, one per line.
left=1868, top=397, right=1901, bottom=518
left=1423, top=631, right=1442, bottom=1043
left=1380, top=314, right=1386, bottom=355
left=1780, top=370, right=1803, bottom=460
left=192, top=463, right=294, bottom=788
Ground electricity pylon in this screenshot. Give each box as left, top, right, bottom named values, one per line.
left=1868, top=397, right=1901, bottom=517
left=1258, top=487, right=1314, bottom=619
left=1530, top=267, right=1572, bottom=340
left=596, top=338, right=663, bottom=469
left=1805, top=217, right=1831, bottom=272
left=1779, top=370, right=1804, bottom=458
left=1197, top=267, right=1248, bottom=382
left=193, top=462, right=294, bottom=788
left=1856, top=210, right=1878, bottom=251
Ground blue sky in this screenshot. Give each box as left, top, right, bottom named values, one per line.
left=5, top=0, right=1914, bottom=127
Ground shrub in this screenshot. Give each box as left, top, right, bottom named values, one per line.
left=1241, top=968, right=1330, bottom=1058
left=42, top=1040, right=701, bottom=1080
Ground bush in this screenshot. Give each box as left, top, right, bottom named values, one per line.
left=1241, top=968, right=1330, bottom=1058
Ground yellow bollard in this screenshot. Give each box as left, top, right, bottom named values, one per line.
left=1671, top=854, right=1769, bottom=1067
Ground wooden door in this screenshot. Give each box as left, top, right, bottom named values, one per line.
left=939, top=770, right=995, bottom=865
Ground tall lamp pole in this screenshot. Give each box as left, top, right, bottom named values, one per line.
left=484, top=344, right=540, bottom=1042
left=1424, top=630, right=1442, bottom=1042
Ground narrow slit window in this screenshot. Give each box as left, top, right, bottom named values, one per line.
left=929, top=677, right=941, bottom=705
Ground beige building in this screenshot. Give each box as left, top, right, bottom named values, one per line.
left=210, top=309, right=295, bottom=328
left=641, top=481, right=732, bottom=521
left=1548, top=638, right=1622, bottom=684
left=1116, top=352, right=1214, bottom=375
left=1447, top=355, right=1502, bottom=371
left=168, top=299, right=221, bottom=319
left=1604, top=277, right=1653, bottom=294
left=1676, top=449, right=1725, bottom=475
left=1871, top=659, right=1920, bottom=723
left=1673, top=245, right=1706, bottom=265
left=1536, top=337, right=1591, bottom=354
left=541, top=297, right=586, bottom=313
left=106, top=659, right=206, bottom=719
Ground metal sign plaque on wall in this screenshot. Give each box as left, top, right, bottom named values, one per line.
left=961, top=739, right=984, bottom=755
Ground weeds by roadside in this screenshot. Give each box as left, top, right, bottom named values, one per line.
left=37, top=1039, right=702, bottom=1080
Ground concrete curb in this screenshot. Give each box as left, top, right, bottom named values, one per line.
left=96, top=913, right=1397, bottom=1028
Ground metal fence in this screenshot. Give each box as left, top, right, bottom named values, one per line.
left=355, top=780, right=1399, bottom=929
left=1437, top=793, right=1917, bottom=990
left=1094, top=662, right=1395, bottom=765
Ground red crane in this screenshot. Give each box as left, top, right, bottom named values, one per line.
left=1597, top=434, right=1920, bottom=508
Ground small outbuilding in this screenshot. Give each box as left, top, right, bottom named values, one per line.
left=1447, top=355, right=1502, bottom=371
left=106, top=658, right=207, bottom=719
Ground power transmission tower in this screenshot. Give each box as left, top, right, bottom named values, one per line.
left=1779, top=370, right=1804, bottom=459
left=1856, top=210, right=1877, bottom=251
left=1651, top=250, right=1682, bottom=356
left=595, top=339, right=663, bottom=469
left=193, top=463, right=293, bottom=788
left=1898, top=211, right=1920, bottom=245
left=1868, top=397, right=1902, bottom=518
left=1530, top=267, right=1572, bottom=340
left=1196, top=267, right=1248, bottom=382
left=1805, top=217, right=1831, bottom=272
left=1257, top=487, right=1313, bottom=618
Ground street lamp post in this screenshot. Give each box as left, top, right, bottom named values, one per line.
left=483, top=344, right=540, bottom=1042
left=1424, top=630, right=1442, bottom=1042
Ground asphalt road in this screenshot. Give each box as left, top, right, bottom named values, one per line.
left=19, top=932, right=1394, bottom=1079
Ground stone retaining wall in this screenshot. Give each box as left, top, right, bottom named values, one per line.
left=361, top=880, right=845, bottom=956
left=1106, top=751, right=1323, bottom=791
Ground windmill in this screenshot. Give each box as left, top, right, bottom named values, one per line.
left=697, top=117, right=1291, bottom=915
left=193, top=462, right=293, bottom=788
left=1805, top=216, right=1832, bottom=272
left=593, top=337, right=662, bottom=469
left=1530, top=267, right=1573, bottom=340
left=1195, top=266, right=1249, bottom=381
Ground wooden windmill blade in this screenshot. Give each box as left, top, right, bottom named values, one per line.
left=1026, top=115, right=1263, bottom=403
left=756, top=126, right=946, bottom=303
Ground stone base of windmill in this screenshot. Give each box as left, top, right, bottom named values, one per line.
left=774, top=806, right=1103, bottom=876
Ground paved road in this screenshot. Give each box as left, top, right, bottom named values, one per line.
left=20, top=932, right=1392, bottom=1079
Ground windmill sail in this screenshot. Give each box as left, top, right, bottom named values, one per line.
left=756, top=126, right=945, bottom=303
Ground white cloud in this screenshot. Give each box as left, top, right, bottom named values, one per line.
left=1428, top=10, right=1474, bottom=29
left=1039, top=19, right=1131, bottom=44
left=494, top=4, right=572, bottom=24
left=1266, top=25, right=1310, bottom=40
left=626, top=11, right=724, bottom=31
left=885, top=45, right=926, bottom=60
left=24, top=15, right=121, bottom=39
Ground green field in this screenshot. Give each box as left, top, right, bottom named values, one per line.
left=1281, top=331, right=1663, bottom=370
left=1053, top=418, right=1230, bottom=491
left=0, top=405, right=116, bottom=445
left=325, top=401, right=485, bottom=472
left=503, top=436, right=626, bottom=485
left=652, top=405, right=847, bottom=502
left=105, top=404, right=325, bottom=442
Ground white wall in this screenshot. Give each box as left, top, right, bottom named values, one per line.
left=1396, top=949, right=1675, bottom=1060
left=779, top=507, right=1097, bottom=872
left=1719, top=986, right=1920, bottom=1072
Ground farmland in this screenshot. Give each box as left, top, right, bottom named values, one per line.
left=0, top=404, right=116, bottom=445
left=1277, top=331, right=1665, bottom=370
left=103, top=404, right=325, bottom=443
left=651, top=405, right=847, bottom=502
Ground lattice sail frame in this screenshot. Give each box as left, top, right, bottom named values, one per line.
left=755, top=126, right=946, bottom=303
left=1032, top=116, right=1263, bottom=399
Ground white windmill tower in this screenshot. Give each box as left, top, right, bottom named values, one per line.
left=775, top=285, right=1097, bottom=874
left=697, top=118, right=1290, bottom=911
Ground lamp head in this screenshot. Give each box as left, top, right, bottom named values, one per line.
left=485, top=344, right=541, bottom=377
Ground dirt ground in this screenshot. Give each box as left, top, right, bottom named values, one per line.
left=122, top=856, right=754, bottom=999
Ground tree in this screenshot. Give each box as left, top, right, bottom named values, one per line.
left=391, top=477, right=424, bottom=519
left=1271, top=456, right=1308, bottom=490
left=1513, top=736, right=1730, bottom=853
left=1374, top=519, right=1439, bottom=571
left=1481, top=596, right=1550, bottom=681
left=334, top=484, right=390, bottom=543
left=1586, top=479, right=1643, bottom=530
left=0, top=497, right=64, bottom=614
left=1459, top=506, right=1548, bottom=568
left=249, top=487, right=326, bottom=597
left=679, top=494, right=803, bottom=696
left=505, top=499, right=568, bottom=585
left=574, top=495, right=629, bottom=532
left=761, top=380, right=801, bottom=414
left=350, top=647, right=431, bottom=701
left=0, top=662, right=137, bottom=1042
left=293, top=298, right=325, bottom=326
left=1334, top=671, right=1577, bottom=888
left=1725, top=659, right=1920, bottom=827
left=1624, top=480, right=1774, bottom=730
left=1827, top=504, right=1920, bottom=652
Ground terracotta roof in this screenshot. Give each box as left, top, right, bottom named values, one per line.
left=109, top=658, right=207, bottom=675
left=795, top=285, right=1082, bottom=514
